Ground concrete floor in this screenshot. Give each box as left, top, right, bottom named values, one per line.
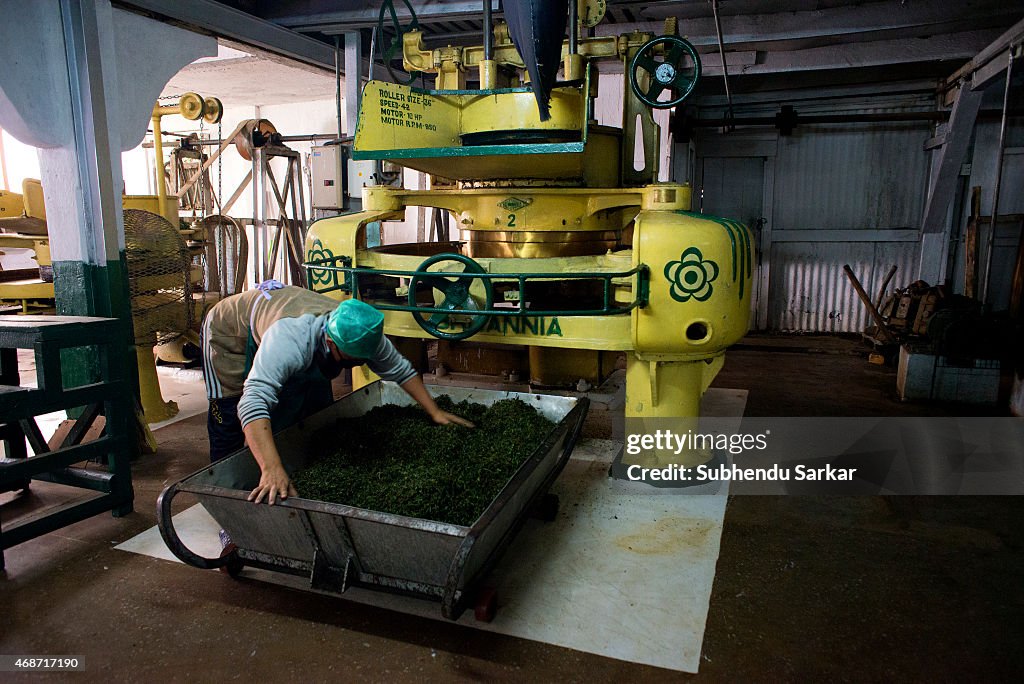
left=2, top=334, right=1022, bottom=680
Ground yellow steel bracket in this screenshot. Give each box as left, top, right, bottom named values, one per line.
left=402, top=25, right=656, bottom=87
left=305, top=190, right=404, bottom=285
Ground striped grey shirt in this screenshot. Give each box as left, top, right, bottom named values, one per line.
left=237, top=313, right=416, bottom=428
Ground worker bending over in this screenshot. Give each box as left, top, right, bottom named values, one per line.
left=201, top=283, right=472, bottom=505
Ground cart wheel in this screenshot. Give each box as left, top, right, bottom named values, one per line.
left=474, top=586, right=498, bottom=623
left=218, top=543, right=244, bottom=578
left=532, top=493, right=559, bottom=522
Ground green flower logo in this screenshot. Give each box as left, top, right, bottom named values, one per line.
left=664, top=247, right=719, bottom=302
left=306, top=238, right=336, bottom=286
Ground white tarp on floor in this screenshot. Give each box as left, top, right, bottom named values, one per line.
left=118, top=388, right=747, bottom=673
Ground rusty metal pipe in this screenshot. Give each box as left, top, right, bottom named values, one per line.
left=483, top=0, right=493, bottom=60
left=711, top=0, right=734, bottom=128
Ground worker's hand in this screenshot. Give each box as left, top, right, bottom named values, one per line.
left=431, top=410, right=475, bottom=428
left=248, top=465, right=297, bottom=505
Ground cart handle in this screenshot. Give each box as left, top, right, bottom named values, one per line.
left=156, top=482, right=236, bottom=570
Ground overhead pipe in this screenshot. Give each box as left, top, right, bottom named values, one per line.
left=711, top=0, right=734, bottom=130
left=142, top=134, right=342, bottom=149
left=334, top=35, right=343, bottom=141
left=483, top=0, right=493, bottom=59
left=369, top=24, right=378, bottom=81
left=568, top=0, right=578, bottom=54
left=480, top=0, right=496, bottom=88
left=564, top=0, right=583, bottom=81
left=150, top=94, right=210, bottom=221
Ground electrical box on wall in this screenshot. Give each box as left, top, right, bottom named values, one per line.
left=349, top=160, right=377, bottom=200
left=311, top=144, right=347, bottom=210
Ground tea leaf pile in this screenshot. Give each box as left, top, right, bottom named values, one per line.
left=292, top=396, right=555, bottom=526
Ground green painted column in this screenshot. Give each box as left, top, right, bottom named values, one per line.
left=52, top=255, right=133, bottom=390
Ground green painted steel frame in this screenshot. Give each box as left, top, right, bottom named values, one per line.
left=303, top=255, right=650, bottom=317
left=0, top=315, right=135, bottom=569
left=352, top=70, right=592, bottom=163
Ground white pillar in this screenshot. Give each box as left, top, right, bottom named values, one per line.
left=0, top=0, right=215, bottom=313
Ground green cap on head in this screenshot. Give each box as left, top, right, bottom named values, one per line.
left=326, top=299, right=384, bottom=359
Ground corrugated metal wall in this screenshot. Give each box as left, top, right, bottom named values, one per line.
left=773, top=118, right=930, bottom=231
left=694, top=95, right=934, bottom=332
left=770, top=111, right=930, bottom=332
left=771, top=239, right=920, bottom=332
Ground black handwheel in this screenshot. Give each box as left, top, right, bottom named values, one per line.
left=408, top=253, right=493, bottom=341
left=629, top=35, right=701, bottom=108
left=378, top=0, right=421, bottom=86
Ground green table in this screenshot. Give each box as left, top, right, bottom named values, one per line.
left=0, top=315, right=136, bottom=569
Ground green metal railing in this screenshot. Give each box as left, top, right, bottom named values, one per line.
left=303, top=255, right=649, bottom=317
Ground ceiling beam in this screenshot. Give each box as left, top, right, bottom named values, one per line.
left=113, top=0, right=335, bottom=71
left=616, top=0, right=854, bottom=22
left=696, top=0, right=1015, bottom=46
left=598, top=29, right=998, bottom=76
left=693, top=79, right=939, bottom=109
left=723, top=30, right=999, bottom=76
left=599, top=1, right=1020, bottom=49
left=968, top=16, right=1024, bottom=76
left=279, top=0, right=1020, bottom=49
left=938, top=17, right=1024, bottom=104
left=275, top=1, right=502, bottom=32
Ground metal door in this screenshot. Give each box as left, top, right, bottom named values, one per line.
left=697, top=156, right=770, bottom=330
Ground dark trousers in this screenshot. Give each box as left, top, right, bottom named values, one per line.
left=207, top=371, right=334, bottom=463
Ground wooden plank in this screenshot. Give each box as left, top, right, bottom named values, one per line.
left=221, top=169, right=253, bottom=215
left=173, top=119, right=250, bottom=198
left=969, top=20, right=1024, bottom=89
left=964, top=186, right=982, bottom=298
left=62, top=404, right=103, bottom=448
left=921, top=85, right=984, bottom=235
left=843, top=264, right=897, bottom=343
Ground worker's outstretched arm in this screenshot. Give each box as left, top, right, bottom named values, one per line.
left=237, top=319, right=314, bottom=504
left=243, top=418, right=296, bottom=504
left=401, top=375, right=475, bottom=428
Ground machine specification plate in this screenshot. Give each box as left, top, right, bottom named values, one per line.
left=356, top=82, right=456, bottom=152
left=375, top=85, right=438, bottom=131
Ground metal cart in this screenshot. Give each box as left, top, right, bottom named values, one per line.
left=158, top=381, right=587, bottom=620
